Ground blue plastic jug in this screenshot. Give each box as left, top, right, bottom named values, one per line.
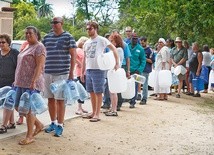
left=31, top=91, right=47, bottom=115
left=65, top=80, right=79, bottom=101
left=3, top=88, right=16, bottom=110
left=192, top=77, right=204, bottom=91
left=50, top=80, right=66, bottom=94
left=0, top=86, right=12, bottom=100
left=76, top=80, right=88, bottom=101
left=18, top=90, right=31, bottom=115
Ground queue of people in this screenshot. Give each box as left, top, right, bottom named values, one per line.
left=0, top=20, right=214, bottom=146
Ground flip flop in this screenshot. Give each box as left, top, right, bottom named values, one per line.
left=82, top=113, right=93, bottom=119
left=19, top=138, right=35, bottom=145
left=75, top=111, right=83, bottom=115
left=89, top=118, right=101, bottom=122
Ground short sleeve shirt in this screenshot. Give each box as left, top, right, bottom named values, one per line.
left=170, top=47, right=188, bottom=67
left=14, top=42, right=46, bottom=91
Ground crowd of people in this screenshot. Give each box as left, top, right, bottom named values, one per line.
left=0, top=17, right=214, bottom=145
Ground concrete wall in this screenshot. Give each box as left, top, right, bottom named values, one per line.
left=0, top=0, right=13, bottom=38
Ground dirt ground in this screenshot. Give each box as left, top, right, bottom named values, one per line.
left=0, top=92, right=214, bottom=155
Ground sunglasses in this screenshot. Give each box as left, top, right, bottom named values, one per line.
left=0, top=41, right=6, bottom=44
left=51, top=21, right=61, bottom=24
left=126, top=30, right=131, bottom=32
left=86, top=27, right=94, bottom=31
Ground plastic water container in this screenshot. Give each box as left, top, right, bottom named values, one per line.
left=200, top=65, right=209, bottom=83
left=76, top=81, right=88, bottom=101
left=158, top=70, right=172, bottom=87
left=97, top=51, right=116, bottom=70
left=64, top=80, right=79, bottom=101
left=132, top=74, right=146, bottom=84
left=18, top=91, right=31, bottom=115
left=3, top=88, right=16, bottom=110
left=0, top=86, right=12, bottom=100
left=192, top=77, right=204, bottom=91
left=121, top=77, right=135, bottom=99
left=50, top=80, right=67, bottom=94
left=209, top=70, right=214, bottom=89
left=107, top=68, right=127, bottom=93
left=31, top=92, right=47, bottom=115
left=174, top=65, right=187, bottom=75
left=172, top=73, right=179, bottom=85
left=148, top=70, right=155, bottom=87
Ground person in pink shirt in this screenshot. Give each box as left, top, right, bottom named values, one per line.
left=75, top=36, right=89, bottom=115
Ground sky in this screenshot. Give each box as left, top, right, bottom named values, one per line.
left=46, top=0, right=74, bottom=17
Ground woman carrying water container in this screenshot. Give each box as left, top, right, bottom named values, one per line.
left=13, top=26, right=46, bottom=145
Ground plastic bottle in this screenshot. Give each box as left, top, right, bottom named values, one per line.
left=31, top=91, right=47, bottom=115
left=132, top=74, right=146, bottom=84
left=3, top=88, right=16, bottom=110
left=18, top=90, right=31, bottom=115
left=0, top=86, right=12, bottom=100
left=76, top=80, right=88, bottom=101
left=64, top=80, right=79, bottom=101
left=50, top=80, right=66, bottom=94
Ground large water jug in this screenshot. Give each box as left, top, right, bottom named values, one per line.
left=50, top=80, right=66, bottom=94
left=18, top=90, right=31, bottom=115
left=107, top=68, right=127, bottom=93
left=172, top=73, right=179, bottom=85
left=121, top=77, right=135, bottom=99
left=64, top=80, right=79, bottom=101
left=200, top=65, right=209, bottom=83
left=132, top=74, right=146, bottom=84
left=208, top=70, right=214, bottom=89
left=97, top=51, right=116, bottom=70
left=192, top=77, right=204, bottom=91
left=148, top=70, right=155, bottom=87
left=174, top=65, right=187, bottom=75
left=0, top=86, right=12, bottom=100
left=76, top=80, right=88, bottom=101
left=3, top=88, right=16, bottom=110
left=31, top=91, right=48, bottom=115
left=158, top=70, right=172, bottom=87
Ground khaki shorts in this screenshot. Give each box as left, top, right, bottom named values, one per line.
left=177, top=73, right=186, bottom=80
left=43, top=73, right=69, bottom=100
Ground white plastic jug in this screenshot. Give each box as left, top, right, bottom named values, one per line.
left=208, top=70, right=214, bottom=89
left=121, top=77, right=135, bottom=99
left=107, top=68, right=127, bottom=93
left=132, top=74, right=146, bottom=84
left=97, top=51, right=116, bottom=70
left=148, top=70, right=155, bottom=87
left=158, top=70, right=172, bottom=87
left=174, top=65, right=187, bottom=75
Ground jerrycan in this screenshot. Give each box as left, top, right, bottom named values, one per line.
left=18, top=90, right=31, bottom=115
left=148, top=70, right=155, bottom=87
left=50, top=80, right=66, bottom=94
left=121, top=77, right=135, bottom=99
left=192, top=77, right=204, bottom=91
left=158, top=70, right=172, bottom=87
left=132, top=74, right=146, bottom=84
left=209, top=70, right=214, bottom=89
left=3, top=87, right=16, bottom=111
left=31, top=91, right=48, bottom=115
left=174, top=65, right=187, bottom=75
left=97, top=51, right=116, bottom=70
left=107, top=68, right=127, bottom=93
left=76, top=81, right=88, bottom=101
left=0, top=86, right=12, bottom=100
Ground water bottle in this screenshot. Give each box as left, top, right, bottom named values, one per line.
left=3, top=88, right=16, bottom=110
left=64, top=80, right=79, bottom=101
left=132, top=74, right=146, bottom=84
left=50, top=80, right=67, bottom=94
left=30, top=91, right=47, bottom=115
left=0, top=86, right=12, bottom=100
left=76, top=80, right=88, bottom=101
left=18, top=90, right=31, bottom=115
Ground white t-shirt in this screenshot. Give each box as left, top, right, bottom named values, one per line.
left=83, top=35, right=111, bottom=69
left=202, top=51, right=211, bottom=66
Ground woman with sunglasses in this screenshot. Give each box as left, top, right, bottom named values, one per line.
left=0, top=34, right=19, bottom=134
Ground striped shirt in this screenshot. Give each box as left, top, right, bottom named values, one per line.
left=43, top=31, right=76, bottom=75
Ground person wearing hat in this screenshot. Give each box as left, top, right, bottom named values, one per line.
left=153, top=38, right=171, bottom=100
left=128, top=33, right=146, bottom=108
left=170, top=37, right=188, bottom=98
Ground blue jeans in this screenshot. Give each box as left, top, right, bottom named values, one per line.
left=142, top=72, right=149, bottom=101
left=130, top=82, right=138, bottom=105
left=102, top=79, right=110, bottom=106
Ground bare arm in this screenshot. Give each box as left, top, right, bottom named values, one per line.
left=196, top=52, right=203, bottom=76
left=69, top=48, right=77, bottom=80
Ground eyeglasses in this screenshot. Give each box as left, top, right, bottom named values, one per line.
left=51, top=21, right=61, bottom=24
left=126, top=30, right=131, bottom=32
left=175, top=41, right=182, bottom=43
left=0, top=41, right=6, bottom=44
left=86, top=27, right=94, bottom=31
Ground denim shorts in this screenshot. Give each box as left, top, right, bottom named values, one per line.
left=86, top=69, right=105, bottom=93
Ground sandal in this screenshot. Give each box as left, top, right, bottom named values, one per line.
left=19, top=138, right=35, bottom=145
left=16, top=117, right=23, bottom=125
left=89, top=118, right=101, bottom=122
left=7, top=123, right=16, bottom=129
left=105, top=111, right=118, bottom=116
left=82, top=113, right=93, bottom=119
left=0, top=125, right=7, bottom=134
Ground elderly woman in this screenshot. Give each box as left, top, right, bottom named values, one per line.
left=0, top=34, right=19, bottom=134
left=154, top=38, right=171, bottom=100
left=14, top=26, right=46, bottom=145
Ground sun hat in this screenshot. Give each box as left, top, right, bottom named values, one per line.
left=158, top=38, right=166, bottom=44
left=175, top=37, right=182, bottom=42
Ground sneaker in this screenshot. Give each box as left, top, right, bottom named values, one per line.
left=54, top=125, right=63, bottom=137
left=176, top=94, right=180, bottom=98
left=139, top=99, right=146, bottom=105
left=193, top=93, right=201, bottom=97
left=45, top=122, right=56, bottom=133
left=129, top=104, right=135, bottom=108
left=137, top=94, right=141, bottom=101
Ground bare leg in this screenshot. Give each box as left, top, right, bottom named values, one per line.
left=48, top=98, right=57, bottom=122
left=89, top=92, right=96, bottom=117
left=93, top=93, right=103, bottom=119
left=2, top=109, right=13, bottom=126
left=178, top=79, right=183, bottom=94
left=56, top=100, right=65, bottom=124
left=110, top=93, right=118, bottom=112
